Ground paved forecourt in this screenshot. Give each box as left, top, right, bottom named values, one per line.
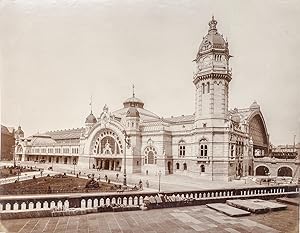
left=1, top=204, right=298, bottom=233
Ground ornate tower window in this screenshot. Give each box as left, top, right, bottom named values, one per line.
left=144, top=146, right=157, bottom=164
left=178, top=140, right=186, bottom=157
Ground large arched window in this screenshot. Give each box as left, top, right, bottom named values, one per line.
left=183, top=163, right=187, bottom=170
left=144, top=146, right=157, bottom=164
left=178, top=140, right=186, bottom=157
left=199, top=138, right=208, bottom=158
left=176, top=163, right=180, bottom=170
left=93, top=130, right=123, bottom=155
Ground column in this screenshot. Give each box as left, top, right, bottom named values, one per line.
left=113, top=160, right=116, bottom=171
left=109, top=160, right=112, bottom=170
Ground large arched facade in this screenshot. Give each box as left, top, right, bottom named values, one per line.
left=248, top=112, right=269, bottom=157
left=80, top=120, right=126, bottom=171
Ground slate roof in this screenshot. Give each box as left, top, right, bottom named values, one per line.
left=164, top=114, right=195, bottom=124
left=46, top=128, right=85, bottom=140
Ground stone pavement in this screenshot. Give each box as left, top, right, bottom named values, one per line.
left=1, top=204, right=298, bottom=233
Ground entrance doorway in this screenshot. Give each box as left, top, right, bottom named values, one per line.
left=167, top=161, right=172, bottom=174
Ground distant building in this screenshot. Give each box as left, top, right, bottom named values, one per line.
left=1, top=125, right=15, bottom=161
left=15, top=17, right=271, bottom=181
left=270, top=144, right=299, bottom=159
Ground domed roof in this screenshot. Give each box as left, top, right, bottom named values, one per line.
left=85, top=112, right=97, bottom=124
left=15, top=126, right=24, bottom=136
left=126, top=107, right=140, bottom=118
left=123, top=96, right=144, bottom=108
left=250, top=101, right=260, bottom=110
left=198, top=16, right=227, bottom=53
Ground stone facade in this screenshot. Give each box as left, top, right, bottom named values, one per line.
left=15, top=17, right=271, bottom=181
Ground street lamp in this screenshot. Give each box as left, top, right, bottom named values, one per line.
left=17, top=161, right=21, bottom=181
left=122, top=130, right=130, bottom=186
left=73, top=158, right=76, bottom=175
left=158, top=170, right=162, bottom=193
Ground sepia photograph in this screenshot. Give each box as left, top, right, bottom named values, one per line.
left=0, top=0, right=299, bottom=232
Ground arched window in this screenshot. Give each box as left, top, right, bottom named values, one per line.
left=178, top=140, right=186, bottom=157
left=176, top=163, right=180, bottom=169
left=200, top=165, right=205, bottom=172
left=144, top=146, right=157, bottom=164
left=202, top=83, right=205, bottom=94
left=183, top=163, right=187, bottom=170
left=199, top=138, right=208, bottom=158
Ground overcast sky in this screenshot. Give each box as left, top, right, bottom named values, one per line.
left=1, top=0, right=300, bottom=145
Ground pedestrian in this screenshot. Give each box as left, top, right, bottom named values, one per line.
left=116, top=173, right=119, bottom=181
left=146, top=180, right=149, bottom=188
left=139, top=179, right=143, bottom=190
left=105, top=175, right=108, bottom=182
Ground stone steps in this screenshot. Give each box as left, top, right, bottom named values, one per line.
left=247, top=199, right=287, bottom=211
left=226, top=199, right=270, bottom=214
left=206, top=203, right=251, bottom=217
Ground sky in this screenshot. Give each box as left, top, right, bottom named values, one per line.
left=1, top=0, right=300, bottom=145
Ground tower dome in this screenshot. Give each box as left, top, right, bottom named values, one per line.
left=126, top=107, right=140, bottom=118
left=15, top=125, right=24, bottom=139
left=197, top=16, right=228, bottom=55
left=85, top=112, right=97, bottom=124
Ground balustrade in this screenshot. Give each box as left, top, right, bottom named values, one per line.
left=0, top=185, right=299, bottom=213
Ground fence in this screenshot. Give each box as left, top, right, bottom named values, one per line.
left=0, top=185, right=299, bottom=212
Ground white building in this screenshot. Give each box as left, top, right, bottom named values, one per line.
left=15, top=17, right=269, bottom=181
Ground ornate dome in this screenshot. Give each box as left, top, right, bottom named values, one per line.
left=126, top=107, right=140, bottom=118
left=15, top=126, right=24, bottom=137
left=123, top=96, right=144, bottom=108
left=85, top=112, right=97, bottom=124
left=250, top=101, right=260, bottom=110
left=198, top=16, right=228, bottom=53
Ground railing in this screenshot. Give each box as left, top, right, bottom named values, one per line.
left=0, top=185, right=299, bottom=213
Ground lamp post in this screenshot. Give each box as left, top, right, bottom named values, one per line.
left=158, top=170, right=162, bottom=193
left=17, top=161, right=21, bottom=181
left=122, top=130, right=130, bottom=186
left=73, top=159, right=76, bottom=175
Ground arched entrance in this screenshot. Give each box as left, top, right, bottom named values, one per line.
left=167, top=161, right=172, bottom=174
left=277, top=167, right=293, bottom=177
left=255, top=166, right=269, bottom=176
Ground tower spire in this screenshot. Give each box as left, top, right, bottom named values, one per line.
left=89, top=95, right=93, bottom=113
left=132, top=84, right=135, bottom=97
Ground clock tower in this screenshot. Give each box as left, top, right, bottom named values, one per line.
left=193, top=16, right=232, bottom=128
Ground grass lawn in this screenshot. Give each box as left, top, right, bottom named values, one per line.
left=0, top=175, right=121, bottom=195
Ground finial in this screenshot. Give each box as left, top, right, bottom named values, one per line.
left=208, top=15, right=217, bottom=31
left=132, top=84, right=135, bottom=97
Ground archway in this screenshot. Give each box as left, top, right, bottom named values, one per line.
left=255, top=166, right=269, bottom=176
left=277, top=167, right=293, bottom=177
